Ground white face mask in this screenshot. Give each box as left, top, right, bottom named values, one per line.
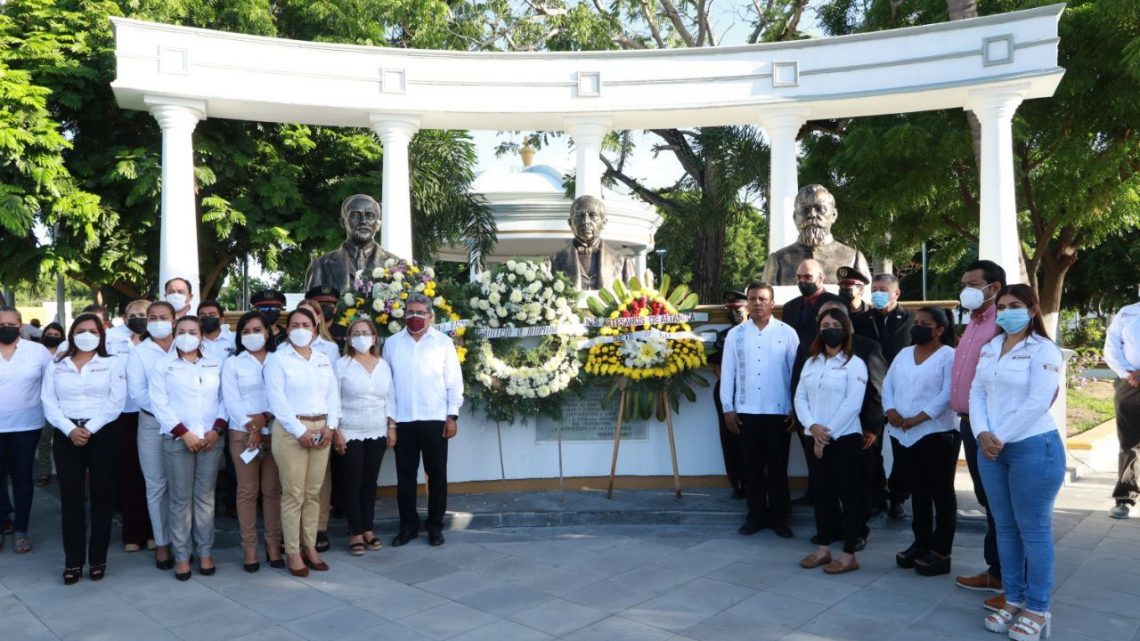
left=351, top=335, right=374, bottom=353
left=242, top=333, right=266, bottom=352
left=289, top=328, right=314, bottom=348
left=72, top=331, right=100, bottom=353
left=174, top=334, right=201, bottom=353
left=147, top=320, right=173, bottom=339
left=959, top=286, right=989, bottom=311
left=165, top=293, right=188, bottom=310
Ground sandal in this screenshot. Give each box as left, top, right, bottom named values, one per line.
left=315, top=531, right=330, bottom=552
left=349, top=542, right=366, bottom=557
left=823, top=558, right=860, bottom=574
left=1009, top=611, right=1051, bottom=641
left=914, top=551, right=951, bottom=576
left=984, top=601, right=1023, bottom=634
left=14, top=535, right=32, bottom=554
left=89, top=564, right=106, bottom=581
left=365, top=536, right=383, bottom=551
left=799, top=552, right=832, bottom=569
left=63, top=566, right=82, bottom=585
left=35, top=474, right=52, bottom=487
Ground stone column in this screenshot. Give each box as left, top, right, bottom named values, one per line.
left=757, top=108, right=810, bottom=258
left=564, top=116, right=612, bottom=199
left=967, top=86, right=1027, bottom=284
left=146, top=96, right=206, bottom=298
left=369, top=114, right=421, bottom=262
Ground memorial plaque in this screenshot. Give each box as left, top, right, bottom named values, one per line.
left=536, top=384, right=647, bottom=442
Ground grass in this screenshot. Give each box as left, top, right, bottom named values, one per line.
left=1067, top=379, right=1115, bottom=437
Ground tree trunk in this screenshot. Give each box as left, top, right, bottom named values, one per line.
left=1038, top=241, right=1078, bottom=341
left=201, top=253, right=234, bottom=301
left=946, top=0, right=983, bottom=171
left=692, top=226, right=726, bottom=303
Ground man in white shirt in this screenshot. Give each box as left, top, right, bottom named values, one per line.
left=1106, top=301, right=1140, bottom=519
left=197, top=300, right=236, bottom=361
left=382, top=294, right=463, bottom=547
left=720, top=281, right=800, bottom=538
left=164, top=277, right=194, bottom=319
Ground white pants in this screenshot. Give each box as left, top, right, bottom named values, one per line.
left=137, top=412, right=171, bottom=547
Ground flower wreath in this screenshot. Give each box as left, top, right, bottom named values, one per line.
left=459, top=259, right=582, bottom=423
left=337, top=258, right=466, bottom=361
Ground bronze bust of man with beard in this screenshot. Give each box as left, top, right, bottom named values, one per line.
left=548, top=195, right=636, bottom=291
left=761, top=184, right=869, bottom=286
left=304, top=194, right=401, bottom=293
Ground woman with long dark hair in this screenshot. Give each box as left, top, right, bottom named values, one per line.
left=972, top=284, right=1064, bottom=641
left=883, top=306, right=959, bottom=576
left=40, top=313, right=127, bottom=583
left=794, top=308, right=868, bottom=575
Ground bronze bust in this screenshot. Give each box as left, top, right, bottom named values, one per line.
left=304, top=194, right=401, bottom=293
left=548, top=195, right=636, bottom=291
left=761, top=184, right=869, bottom=286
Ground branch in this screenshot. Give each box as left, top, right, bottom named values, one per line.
left=601, top=155, right=681, bottom=214
left=639, top=0, right=668, bottom=48
left=780, top=0, right=810, bottom=40
left=952, top=160, right=980, bottom=218
left=201, top=252, right=234, bottom=298
left=659, top=0, right=697, bottom=47
left=649, top=129, right=704, bottom=181
left=613, top=33, right=649, bottom=49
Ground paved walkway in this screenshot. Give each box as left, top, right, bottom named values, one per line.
left=1, top=470, right=1136, bottom=641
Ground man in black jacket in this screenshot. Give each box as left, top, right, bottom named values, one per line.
left=781, top=259, right=842, bottom=344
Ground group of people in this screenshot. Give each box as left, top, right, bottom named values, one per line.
left=714, top=258, right=1064, bottom=641
left=0, top=278, right=462, bottom=585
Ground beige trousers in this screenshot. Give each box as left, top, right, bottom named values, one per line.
left=228, top=430, right=283, bottom=554
left=271, top=419, right=329, bottom=555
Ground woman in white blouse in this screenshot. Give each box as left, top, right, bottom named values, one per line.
left=882, top=306, right=959, bottom=577
left=971, top=285, right=1064, bottom=641
left=1, top=307, right=52, bottom=556
left=794, top=308, right=868, bottom=575
left=40, top=313, right=127, bottom=584
left=221, top=311, right=284, bottom=572
left=334, top=319, right=397, bottom=555
left=297, top=300, right=341, bottom=553
left=264, top=308, right=340, bottom=577
left=149, top=316, right=228, bottom=581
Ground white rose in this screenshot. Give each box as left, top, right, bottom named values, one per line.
left=515, top=312, right=527, bottom=321
left=478, top=300, right=491, bottom=310
left=538, top=385, right=551, bottom=398
left=373, top=300, right=385, bottom=312
left=497, top=307, right=509, bottom=318
left=506, top=260, right=517, bottom=271
left=392, top=308, right=405, bottom=318
left=509, top=290, right=523, bottom=304
left=433, top=297, right=444, bottom=307
left=344, top=294, right=355, bottom=307
left=372, top=268, right=384, bottom=278
left=525, top=270, right=536, bottom=281
left=469, top=297, right=480, bottom=308
left=489, top=318, right=499, bottom=328
left=489, top=292, right=500, bottom=304
left=543, top=288, right=553, bottom=299
left=553, top=280, right=565, bottom=293
left=388, top=321, right=400, bottom=333
left=507, top=274, right=516, bottom=283
left=544, top=309, right=555, bottom=321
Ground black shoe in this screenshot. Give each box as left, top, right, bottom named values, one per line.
left=198, top=564, right=216, bottom=576
left=314, top=531, right=330, bottom=553
left=428, top=531, right=445, bottom=547
left=266, top=550, right=285, bottom=569
left=895, top=543, right=921, bottom=569
left=89, top=564, right=106, bottom=581
left=155, top=549, right=174, bottom=571
left=853, top=537, right=867, bottom=552
left=391, top=532, right=418, bottom=547
left=63, top=567, right=82, bottom=585
left=914, top=551, right=951, bottom=577
left=887, top=501, right=906, bottom=521
left=771, top=523, right=794, bottom=539
left=738, top=521, right=766, bottom=536
left=175, top=569, right=191, bottom=582
left=243, top=562, right=260, bottom=573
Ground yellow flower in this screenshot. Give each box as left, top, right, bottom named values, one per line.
left=400, top=293, right=408, bottom=300
left=456, top=346, right=467, bottom=362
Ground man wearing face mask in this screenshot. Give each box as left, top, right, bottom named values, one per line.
left=305, top=285, right=346, bottom=351
left=949, top=259, right=1007, bottom=610
left=197, top=301, right=236, bottom=361
left=711, top=290, right=751, bottom=499
left=782, top=259, right=843, bottom=344
left=164, top=278, right=194, bottom=320
left=1106, top=299, right=1140, bottom=520
left=250, top=290, right=289, bottom=348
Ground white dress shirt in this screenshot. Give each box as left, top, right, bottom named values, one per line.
left=263, top=343, right=341, bottom=438
left=1105, top=302, right=1140, bottom=379
left=882, top=345, right=957, bottom=447
left=383, top=327, right=464, bottom=423
left=126, top=339, right=173, bottom=415
left=794, top=353, right=868, bottom=440
left=1, top=339, right=52, bottom=433
left=970, top=334, right=1062, bottom=444
left=201, top=328, right=237, bottom=362
left=148, top=351, right=226, bottom=438
left=313, top=336, right=342, bottom=373
left=337, top=355, right=396, bottom=441
left=105, top=324, right=141, bottom=412
left=718, top=318, right=799, bottom=415
left=41, top=354, right=127, bottom=436
left=221, top=350, right=270, bottom=434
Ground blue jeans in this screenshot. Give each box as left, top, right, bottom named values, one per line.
left=978, top=430, right=1065, bottom=612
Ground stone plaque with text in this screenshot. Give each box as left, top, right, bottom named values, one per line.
left=536, top=384, right=647, bottom=442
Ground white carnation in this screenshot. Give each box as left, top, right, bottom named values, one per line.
left=509, top=290, right=523, bottom=304
left=488, top=292, right=500, bottom=304
left=469, top=297, right=480, bottom=308
left=553, top=280, right=565, bottom=293
left=478, top=300, right=491, bottom=310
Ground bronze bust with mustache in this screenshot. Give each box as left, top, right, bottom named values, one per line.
left=304, top=194, right=401, bottom=293
left=548, top=195, right=635, bottom=291
left=761, top=184, right=869, bottom=286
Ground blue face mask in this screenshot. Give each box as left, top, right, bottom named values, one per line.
left=870, top=291, right=891, bottom=310
left=996, top=308, right=1031, bottom=334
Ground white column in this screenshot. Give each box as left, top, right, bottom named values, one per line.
left=146, top=96, right=205, bottom=298
left=369, top=114, right=421, bottom=262
left=564, top=116, right=612, bottom=199
left=967, top=86, right=1027, bottom=284
left=757, top=108, right=810, bottom=257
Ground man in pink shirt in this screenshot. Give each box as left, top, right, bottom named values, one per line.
left=949, top=260, right=1006, bottom=610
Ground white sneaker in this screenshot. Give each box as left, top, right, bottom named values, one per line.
left=1110, top=503, right=1131, bottom=519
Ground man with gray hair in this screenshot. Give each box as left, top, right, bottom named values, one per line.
left=383, top=293, right=463, bottom=547
left=305, top=194, right=401, bottom=292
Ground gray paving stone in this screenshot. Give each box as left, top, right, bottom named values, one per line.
left=396, top=601, right=500, bottom=640
left=0, top=610, right=60, bottom=641
left=450, top=619, right=553, bottom=641
left=350, top=583, right=449, bottom=621
left=282, top=604, right=387, bottom=641
left=376, top=557, right=465, bottom=585
left=507, top=597, right=608, bottom=637
left=558, top=577, right=658, bottom=614
left=165, top=606, right=275, bottom=641
left=230, top=627, right=309, bottom=641
left=452, top=581, right=553, bottom=618
left=560, top=615, right=674, bottom=641
left=798, top=609, right=911, bottom=641
left=1050, top=600, right=1140, bottom=641
left=620, top=595, right=719, bottom=633
left=764, top=571, right=862, bottom=605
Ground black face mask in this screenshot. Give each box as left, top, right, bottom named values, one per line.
left=798, top=281, right=819, bottom=297
left=320, top=304, right=336, bottom=322
left=127, top=317, right=148, bottom=335
left=820, top=328, right=846, bottom=348
left=42, top=335, right=64, bottom=349
left=838, top=288, right=857, bottom=303
left=0, top=326, right=19, bottom=345
left=259, top=308, right=281, bottom=325
left=201, top=317, right=221, bottom=334
left=910, top=325, right=935, bottom=345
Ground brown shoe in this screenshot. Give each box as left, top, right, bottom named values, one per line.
left=955, top=571, right=1002, bottom=592
left=823, top=558, right=860, bottom=574
left=983, top=593, right=1006, bottom=612
left=799, top=553, right=832, bottom=569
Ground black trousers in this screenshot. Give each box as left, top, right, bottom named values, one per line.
left=114, top=412, right=152, bottom=545
left=394, top=421, right=447, bottom=534
left=810, top=433, right=864, bottom=554
left=55, top=421, right=121, bottom=568
left=712, top=381, right=744, bottom=491
left=961, top=416, right=1001, bottom=578
left=0, top=428, right=40, bottom=533
left=738, top=413, right=791, bottom=526
left=334, top=436, right=387, bottom=535
left=888, top=437, right=910, bottom=505
left=1113, top=381, right=1140, bottom=505
left=898, top=431, right=960, bottom=555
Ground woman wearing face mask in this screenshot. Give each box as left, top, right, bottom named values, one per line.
left=109, top=299, right=154, bottom=554
left=33, top=322, right=66, bottom=488
left=126, top=301, right=178, bottom=570
left=334, top=319, right=397, bottom=555
left=0, top=307, right=52, bottom=555
left=298, top=300, right=341, bottom=552
left=40, top=314, right=127, bottom=583
left=264, top=308, right=341, bottom=576
left=794, top=308, right=868, bottom=575
left=971, top=285, right=1064, bottom=641
left=150, top=316, right=227, bottom=581
left=882, top=307, right=959, bottom=577
left=221, top=311, right=284, bottom=572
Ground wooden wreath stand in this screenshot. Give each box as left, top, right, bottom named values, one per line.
left=606, top=380, right=682, bottom=500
